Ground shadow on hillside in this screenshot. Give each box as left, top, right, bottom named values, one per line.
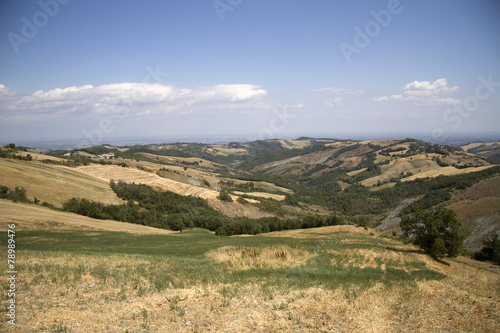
left=385, top=246, right=451, bottom=266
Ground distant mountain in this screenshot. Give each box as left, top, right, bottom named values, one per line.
left=462, top=142, right=500, bottom=159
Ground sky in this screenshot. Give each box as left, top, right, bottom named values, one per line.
left=0, top=0, right=499, bottom=146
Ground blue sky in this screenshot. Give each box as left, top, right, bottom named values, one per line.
left=1, top=0, right=499, bottom=146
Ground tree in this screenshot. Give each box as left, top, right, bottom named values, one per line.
left=167, top=213, right=185, bottom=233
left=400, top=206, right=462, bottom=259
left=236, top=196, right=248, bottom=204
left=217, top=189, right=233, bottom=202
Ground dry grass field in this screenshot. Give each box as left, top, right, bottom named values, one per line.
left=361, top=156, right=494, bottom=187
left=233, top=191, right=286, bottom=201
left=0, top=216, right=498, bottom=332
left=77, top=165, right=220, bottom=200
left=403, top=165, right=494, bottom=181
left=462, top=142, right=500, bottom=158
left=0, top=199, right=172, bottom=234
left=0, top=159, right=124, bottom=207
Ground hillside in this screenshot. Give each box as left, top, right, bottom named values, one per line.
left=445, top=175, right=500, bottom=251
left=0, top=159, right=124, bottom=207
left=0, top=199, right=172, bottom=234
left=462, top=142, right=500, bottom=159
left=1, top=138, right=499, bottom=248
left=1, top=139, right=500, bottom=332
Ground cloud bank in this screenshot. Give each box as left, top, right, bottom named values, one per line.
left=374, top=78, right=460, bottom=105
left=0, top=83, right=270, bottom=122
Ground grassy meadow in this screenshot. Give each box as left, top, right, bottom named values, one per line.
left=1, top=219, right=499, bottom=332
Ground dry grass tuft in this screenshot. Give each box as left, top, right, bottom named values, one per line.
left=206, top=246, right=311, bottom=269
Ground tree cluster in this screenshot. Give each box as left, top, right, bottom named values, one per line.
left=62, top=181, right=226, bottom=231
left=0, top=185, right=29, bottom=203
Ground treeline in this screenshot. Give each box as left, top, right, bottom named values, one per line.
left=0, top=143, right=32, bottom=160
left=0, top=151, right=33, bottom=161
left=63, top=181, right=226, bottom=231
left=474, top=234, right=500, bottom=265
left=214, top=214, right=344, bottom=236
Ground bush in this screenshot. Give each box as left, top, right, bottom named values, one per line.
left=474, top=234, right=500, bottom=265
left=0, top=185, right=9, bottom=198
left=236, top=196, right=248, bottom=204
left=4, top=186, right=29, bottom=203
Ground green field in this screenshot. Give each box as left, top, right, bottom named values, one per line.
left=9, top=228, right=443, bottom=291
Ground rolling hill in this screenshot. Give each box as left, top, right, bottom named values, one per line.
left=1, top=138, right=499, bottom=332
left=0, top=159, right=124, bottom=208
left=1, top=137, right=499, bottom=248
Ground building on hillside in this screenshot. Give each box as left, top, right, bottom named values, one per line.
left=97, top=153, right=115, bottom=160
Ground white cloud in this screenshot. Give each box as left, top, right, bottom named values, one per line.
left=325, top=97, right=343, bottom=108
left=0, top=82, right=271, bottom=122
left=374, top=78, right=460, bottom=105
